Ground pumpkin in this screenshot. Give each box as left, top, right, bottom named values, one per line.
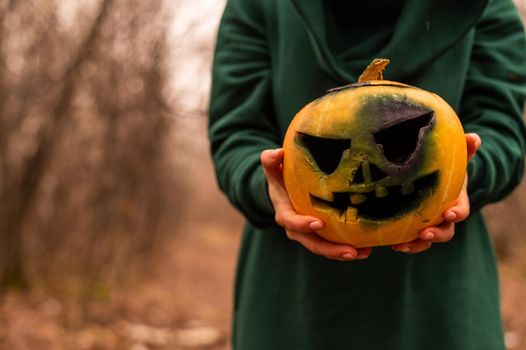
left=282, top=59, right=467, bottom=247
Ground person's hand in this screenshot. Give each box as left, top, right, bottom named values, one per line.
left=261, top=148, right=372, bottom=261
left=391, top=133, right=482, bottom=254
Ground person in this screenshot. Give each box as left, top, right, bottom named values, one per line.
left=208, top=0, right=526, bottom=349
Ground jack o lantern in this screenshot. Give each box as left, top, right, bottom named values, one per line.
left=283, top=59, right=467, bottom=247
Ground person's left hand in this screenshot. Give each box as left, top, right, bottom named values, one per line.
left=391, top=133, right=481, bottom=254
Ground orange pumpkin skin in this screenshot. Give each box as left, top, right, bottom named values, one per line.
left=283, top=81, right=467, bottom=247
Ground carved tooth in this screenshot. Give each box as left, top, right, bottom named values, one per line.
left=345, top=207, right=358, bottom=223
left=350, top=168, right=357, bottom=181
left=339, top=211, right=350, bottom=223
left=401, top=182, right=415, bottom=195
left=350, top=193, right=367, bottom=205
left=375, top=186, right=388, bottom=198
left=362, top=161, right=372, bottom=184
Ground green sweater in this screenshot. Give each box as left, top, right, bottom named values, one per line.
left=209, top=0, right=526, bottom=349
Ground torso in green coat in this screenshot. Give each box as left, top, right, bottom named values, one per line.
left=209, top=0, right=526, bottom=349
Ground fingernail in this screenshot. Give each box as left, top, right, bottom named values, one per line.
left=342, top=253, right=357, bottom=259
left=445, top=211, right=456, bottom=221
left=270, top=149, right=281, bottom=159
left=309, top=221, right=323, bottom=231
left=398, top=246, right=411, bottom=253
left=423, top=231, right=435, bottom=240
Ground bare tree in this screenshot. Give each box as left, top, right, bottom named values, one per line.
left=0, top=0, right=179, bottom=290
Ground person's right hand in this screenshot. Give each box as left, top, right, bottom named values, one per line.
left=261, top=148, right=372, bottom=261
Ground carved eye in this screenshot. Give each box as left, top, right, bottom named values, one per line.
left=373, top=111, right=434, bottom=165
left=296, top=133, right=350, bottom=174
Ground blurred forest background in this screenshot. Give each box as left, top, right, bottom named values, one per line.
left=0, top=1, right=525, bottom=349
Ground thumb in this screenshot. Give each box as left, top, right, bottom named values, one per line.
left=465, top=133, right=481, bottom=161
left=261, top=148, right=284, bottom=176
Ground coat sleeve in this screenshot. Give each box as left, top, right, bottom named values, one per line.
left=460, top=0, right=526, bottom=212
left=208, top=0, right=278, bottom=227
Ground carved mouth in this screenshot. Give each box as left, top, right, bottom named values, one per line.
left=310, top=172, right=439, bottom=222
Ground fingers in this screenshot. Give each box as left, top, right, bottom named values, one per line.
left=392, top=239, right=433, bottom=254
left=404, top=167, right=470, bottom=253
left=419, top=220, right=455, bottom=243
left=287, top=230, right=372, bottom=261
left=441, top=172, right=470, bottom=226
left=261, top=149, right=323, bottom=233
left=261, top=147, right=299, bottom=220
left=275, top=206, right=324, bottom=233
left=261, top=148, right=284, bottom=179
left=261, top=148, right=372, bottom=261
left=274, top=190, right=372, bottom=261
left=393, top=215, right=457, bottom=254
left=465, top=133, right=481, bottom=161
left=443, top=192, right=470, bottom=223
left=272, top=193, right=365, bottom=261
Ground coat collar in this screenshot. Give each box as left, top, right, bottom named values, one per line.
left=289, top=0, right=489, bottom=84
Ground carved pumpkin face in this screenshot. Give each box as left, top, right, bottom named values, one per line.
left=283, top=80, right=467, bottom=247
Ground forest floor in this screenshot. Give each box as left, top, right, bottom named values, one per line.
left=0, top=219, right=242, bottom=350
left=1, top=217, right=526, bottom=350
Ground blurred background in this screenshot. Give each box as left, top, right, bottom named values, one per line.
left=0, top=1, right=525, bottom=349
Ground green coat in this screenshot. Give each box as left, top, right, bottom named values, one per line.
left=209, top=0, right=526, bottom=349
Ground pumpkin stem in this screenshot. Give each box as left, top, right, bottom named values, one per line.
left=358, top=58, right=390, bottom=82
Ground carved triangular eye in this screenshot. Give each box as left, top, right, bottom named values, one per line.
left=373, top=111, right=434, bottom=165
left=296, top=133, right=350, bottom=174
